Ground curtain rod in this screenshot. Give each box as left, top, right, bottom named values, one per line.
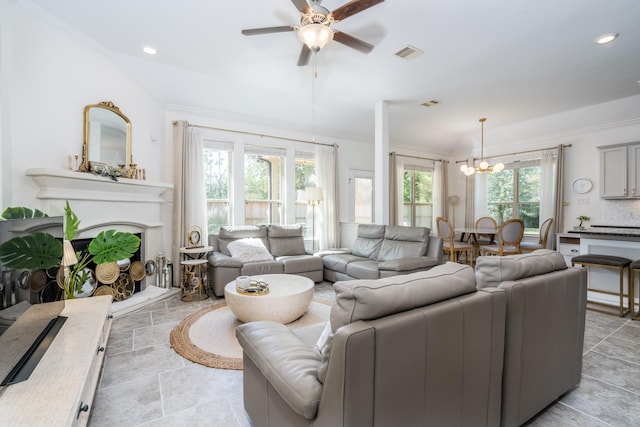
left=173, top=121, right=337, bottom=149
left=455, top=143, right=572, bottom=164
left=390, top=152, right=448, bottom=163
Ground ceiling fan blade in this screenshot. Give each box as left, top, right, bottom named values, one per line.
left=241, top=26, right=296, bottom=36
left=291, top=0, right=312, bottom=14
left=297, top=45, right=312, bottom=66
left=333, top=31, right=374, bottom=53
left=331, top=0, right=384, bottom=21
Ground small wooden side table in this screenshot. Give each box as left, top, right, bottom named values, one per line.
left=179, top=246, right=212, bottom=302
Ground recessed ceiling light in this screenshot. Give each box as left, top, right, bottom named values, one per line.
left=143, top=46, right=157, bottom=55
left=594, top=33, right=618, bottom=45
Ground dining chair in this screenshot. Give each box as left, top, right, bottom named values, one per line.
left=520, top=217, right=554, bottom=253
left=475, top=216, right=498, bottom=246
left=480, top=218, right=525, bottom=256
left=436, top=216, right=475, bottom=266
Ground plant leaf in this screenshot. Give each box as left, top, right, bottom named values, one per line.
left=0, top=233, right=63, bottom=269
left=64, top=201, right=81, bottom=241
left=88, top=230, right=140, bottom=264
left=1, top=207, right=49, bottom=220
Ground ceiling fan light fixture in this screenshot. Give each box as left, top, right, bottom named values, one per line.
left=594, top=32, right=618, bottom=45
left=298, top=23, right=334, bottom=51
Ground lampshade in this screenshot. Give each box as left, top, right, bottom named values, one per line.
left=298, top=24, right=334, bottom=51
left=62, top=240, right=78, bottom=267
left=304, top=187, right=324, bottom=202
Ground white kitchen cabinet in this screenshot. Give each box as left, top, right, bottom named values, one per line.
left=556, top=233, right=580, bottom=267
left=599, top=142, right=640, bottom=198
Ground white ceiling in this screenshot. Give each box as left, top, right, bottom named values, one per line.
left=27, top=0, right=640, bottom=155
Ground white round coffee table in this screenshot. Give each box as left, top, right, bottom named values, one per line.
left=224, top=274, right=314, bottom=324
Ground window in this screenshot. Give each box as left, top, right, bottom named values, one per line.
left=294, top=154, right=317, bottom=239
left=486, top=161, right=541, bottom=232
left=244, top=150, right=284, bottom=225
left=203, top=144, right=231, bottom=233
left=348, top=170, right=373, bottom=224
left=402, top=167, right=433, bottom=227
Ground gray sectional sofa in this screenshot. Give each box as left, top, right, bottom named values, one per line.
left=237, top=249, right=588, bottom=427
left=320, top=224, right=444, bottom=281
left=207, top=224, right=323, bottom=296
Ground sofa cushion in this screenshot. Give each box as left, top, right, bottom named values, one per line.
left=377, top=225, right=430, bottom=261
left=351, top=224, right=385, bottom=259
left=277, top=255, right=323, bottom=274
left=322, top=253, right=369, bottom=274
left=227, top=238, right=273, bottom=263
left=346, top=260, right=380, bottom=280
left=268, top=224, right=306, bottom=256
left=475, top=249, right=567, bottom=289
left=241, top=260, right=284, bottom=276
left=218, top=225, right=268, bottom=256
left=317, top=262, right=476, bottom=382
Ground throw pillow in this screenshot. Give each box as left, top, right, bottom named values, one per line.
left=227, top=238, right=273, bottom=263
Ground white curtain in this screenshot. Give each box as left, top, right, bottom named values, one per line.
left=464, top=158, right=476, bottom=229
left=432, top=160, right=447, bottom=231
left=473, top=171, right=488, bottom=221
left=316, top=144, right=338, bottom=250
left=172, top=121, right=207, bottom=271
left=540, top=149, right=556, bottom=222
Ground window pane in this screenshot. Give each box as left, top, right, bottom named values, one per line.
left=519, top=204, right=540, bottom=232
left=487, top=169, right=514, bottom=203
left=414, top=171, right=433, bottom=203
left=245, top=154, right=283, bottom=224
left=355, top=177, right=373, bottom=224
left=414, top=204, right=433, bottom=228
left=518, top=166, right=541, bottom=202
left=295, top=157, right=316, bottom=237
left=488, top=204, right=513, bottom=224
left=203, top=148, right=230, bottom=233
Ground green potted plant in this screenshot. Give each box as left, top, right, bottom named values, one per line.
left=576, top=215, right=590, bottom=230
left=0, top=202, right=140, bottom=299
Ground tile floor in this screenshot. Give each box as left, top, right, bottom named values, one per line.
left=89, top=283, right=640, bottom=427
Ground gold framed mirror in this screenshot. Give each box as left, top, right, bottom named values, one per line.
left=80, top=101, right=132, bottom=172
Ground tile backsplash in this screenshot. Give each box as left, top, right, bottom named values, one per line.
left=601, top=199, right=640, bottom=226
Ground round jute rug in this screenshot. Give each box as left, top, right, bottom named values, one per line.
left=169, top=299, right=331, bottom=370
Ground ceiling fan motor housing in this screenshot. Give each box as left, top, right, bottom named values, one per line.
left=301, top=5, right=333, bottom=27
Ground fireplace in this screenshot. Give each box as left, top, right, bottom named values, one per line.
left=25, top=168, right=174, bottom=290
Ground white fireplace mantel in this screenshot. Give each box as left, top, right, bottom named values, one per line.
left=25, top=168, right=175, bottom=277
left=26, top=168, right=173, bottom=203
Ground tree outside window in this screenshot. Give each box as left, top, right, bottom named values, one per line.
left=203, top=147, right=230, bottom=233
left=486, top=163, right=541, bottom=233
left=245, top=154, right=283, bottom=225
left=403, top=168, right=433, bottom=227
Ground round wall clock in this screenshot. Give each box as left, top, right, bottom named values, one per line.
left=572, top=178, right=593, bottom=194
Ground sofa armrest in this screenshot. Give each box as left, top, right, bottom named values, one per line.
left=378, top=256, right=439, bottom=271
left=208, top=252, right=243, bottom=268
left=236, top=321, right=323, bottom=420
left=425, top=235, right=444, bottom=263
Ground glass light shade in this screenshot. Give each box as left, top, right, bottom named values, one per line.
left=493, top=162, right=505, bottom=172
left=304, top=186, right=324, bottom=202
left=464, top=167, right=476, bottom=176
left=479, top=161, right=489, bottom=169
left=298, top=24, right=334, bottom=50
left=62, top=240, right=78, bottom=266
left=460, top=164, right=468, bottom=172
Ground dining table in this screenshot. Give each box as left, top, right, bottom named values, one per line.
left=455, top=227, right=498, bottom=249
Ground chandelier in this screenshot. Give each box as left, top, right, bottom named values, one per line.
left=460, top=118, right=504, bottom=175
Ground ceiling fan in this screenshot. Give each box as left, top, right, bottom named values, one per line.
left=241, top=0, right=384, bottom=66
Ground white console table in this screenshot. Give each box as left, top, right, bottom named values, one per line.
left=0, top=296, right=113, bottom=426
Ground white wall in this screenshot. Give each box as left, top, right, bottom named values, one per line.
left=6, top=2, right=166, bottom=210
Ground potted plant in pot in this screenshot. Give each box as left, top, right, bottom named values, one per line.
left=575, top=215, right=590, bottom=230
left=0, top=202, right=140, bottom=299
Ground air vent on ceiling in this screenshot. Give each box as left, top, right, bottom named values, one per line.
left=421, top=99, right=441, bottom=107
left=395, top=45, right=424, bottom=61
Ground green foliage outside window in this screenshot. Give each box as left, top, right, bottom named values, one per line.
left=487, top=165, right=541, bottom=232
